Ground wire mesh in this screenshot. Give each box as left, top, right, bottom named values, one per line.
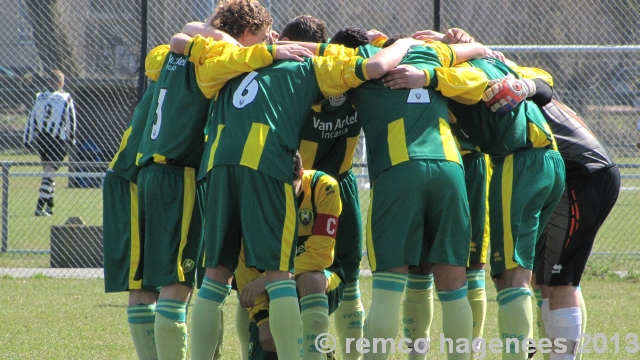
left=0, top=0, right=638, bottom=277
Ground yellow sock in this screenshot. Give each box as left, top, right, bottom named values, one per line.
left=213, top=307, right=224, bottom=360
left=466, top=270, right=487, bottom=341
left=497, top=288, right=534, bottom=360
left=576, top=286, right=587, bottom=360
left=333, top=281, right=365, bottom=360
left=190, top=277, right=230, bottom=360
left=127, top=304, right=157, bottom=360
left=154, top=299, right=188, bottom=360
left=235, top=300, right=251, bottom=360
left=364, top=271, right=406, bottom=360
left=300, top=294, right=330, bottom=360
left=403, top=274, right=433, bottom=359
left=437, top=283, right=473, bottom=360
left=266, top=280, right=303, bottom=359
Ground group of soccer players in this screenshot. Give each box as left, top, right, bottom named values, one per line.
left=102, top=1, right=620, bottom=360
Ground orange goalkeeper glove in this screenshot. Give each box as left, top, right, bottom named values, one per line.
left=482, top=74, right=536, bottom=115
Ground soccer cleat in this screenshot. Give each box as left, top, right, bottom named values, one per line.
left=46, top=206, right=55, bottom=215
left=325, top=349, right=336, bottom=360
left=35, top=209, right=51, bottom=217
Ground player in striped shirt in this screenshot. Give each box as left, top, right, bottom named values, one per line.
left=24, top=69, right=77, bottom=216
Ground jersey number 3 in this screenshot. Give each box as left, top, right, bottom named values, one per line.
left=233, top=71, right=259, bottom=108
left=151, top=88, right=167, bottom=140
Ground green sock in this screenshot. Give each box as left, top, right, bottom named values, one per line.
left=235, top=300, right=251, bottom=360
left=300, top=294, right=330, bottom=360
left=403, top=274, right=433, bottom=359
left=497, top=287, right=534, bottom=360
left=333, top=281, right=365, bottom=360
left=127, top=304, right=157, bottom=360
left=467, top=270, right=487, bottom=341
left=364, top=271, right=406, bottom=360
left=266, top=280, right=303, bottom=359
left=437, top=283, right=473, bottom=360
left=576, top=286, right=587, bottom=360
left=154, top=299, right=188, bottom=360
left=190, top=277, right=230, bottom=360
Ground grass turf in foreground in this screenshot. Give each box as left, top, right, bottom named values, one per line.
left=0, top=274, right=638, bottom=359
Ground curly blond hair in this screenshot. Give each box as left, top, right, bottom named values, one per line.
left=209, top=0, right=272, bottom=39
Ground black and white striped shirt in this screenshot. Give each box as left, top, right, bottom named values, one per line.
left=23, top=90, right=77, bottom=148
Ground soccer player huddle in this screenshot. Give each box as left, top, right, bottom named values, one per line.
left=102, top=1, right=621, bottom=360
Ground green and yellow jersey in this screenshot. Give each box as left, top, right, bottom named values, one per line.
left=296, top=45, right=380, bottom=176
left=339, top=44, right=487, bottom=180
left=108, top=80, right=156, bottom=183
left=294, top=170, right=342, bottom=274
left=236, top=170, right=342, bottom=325
left=193, top=41, right=370, bottom=183
left=136, top=37, right=278, bottom=169
left=447, top=58, right=556, bottom=159
left=298, top=91, right=360, bottom=176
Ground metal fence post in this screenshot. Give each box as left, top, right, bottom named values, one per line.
left=1, top=162, right=11, bottom=253
left=433, top=0, right=441, bottom=32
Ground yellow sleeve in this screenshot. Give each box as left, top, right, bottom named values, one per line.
left=371, top=38, right=387, bottom=48
left=185, top=35, right=276, bottom=99
left=423, top=41, right=456, bottom=67
left=294, top=175, right=342, bottom=275
left=235, top=248, right=270, bottom=324
left=313, top=55, right=368, bottom=98
left=436, top=65, right=489, bottom=105
left=318, top=43, right=360, bottom=57
left=145, top=45, right=169, bottom=81
left=513, top=66, right=554, bottom=87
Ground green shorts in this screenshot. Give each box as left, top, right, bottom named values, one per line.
left=326, top=270, right=345, bottom=314
left=248, top=321, right=278, bottom=360
left=196, top=178, right=208, bottom=289
left=102, top=170, right=158, bottom=293
left=136, top=164, right=202, bottom=288
left=247, top=269, right=344, bottom=360
left=333, top=170, right=363, bottom=283
left=203, top=165, right=297, bottom=272
left=489, top=149, right=565, bottom=277
left=463, top=153, right=491, bottom=265
left=366, top=159, right=471, bottom=271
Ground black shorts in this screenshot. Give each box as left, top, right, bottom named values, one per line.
left=36, top=135, right=68, bottom=169
left=535, top=166, right=620, bottom=286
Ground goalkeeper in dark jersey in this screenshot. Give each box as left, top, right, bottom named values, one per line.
left=171, top=30, right=425, bottom=359
left=485, top=65, right=620, bottom=360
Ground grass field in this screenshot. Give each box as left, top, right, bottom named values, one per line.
left=3, top=150, right=640, bottom=273
left=0, top=274, right=638, bottom=359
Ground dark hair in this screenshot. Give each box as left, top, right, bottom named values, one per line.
left=293, top=151, right=303, bottom=181
left=209, top=0, right=272, bottom=39
left=280, top=15, right=328, bottom=43
left=381, top=34, right=410, bottom=48
left=329, top=27, right=369, bottom=48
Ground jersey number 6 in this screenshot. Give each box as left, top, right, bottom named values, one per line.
left=233, top=71, right=259, bottom=108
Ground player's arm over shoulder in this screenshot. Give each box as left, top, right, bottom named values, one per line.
left=145, top=45, right=170, bottom=82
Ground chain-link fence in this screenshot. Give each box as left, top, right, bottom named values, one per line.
left=0, top=0, right=639, bottom=277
